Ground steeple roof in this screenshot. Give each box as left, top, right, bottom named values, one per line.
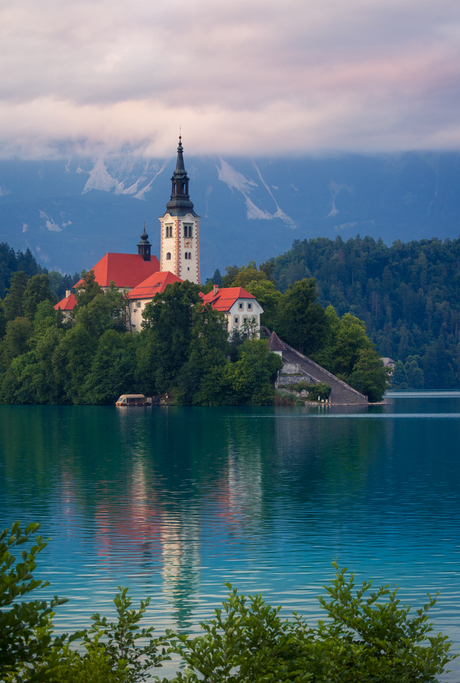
left=268, top=331, right=286, bottom=352
left=160, top=136, right=199, bottom=218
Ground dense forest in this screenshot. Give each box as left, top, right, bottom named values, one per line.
left=0, top=243, right=387, bottom=405
left=259, top=235, right=460, bottom=390
left=0, top=242, right=79, bottom=299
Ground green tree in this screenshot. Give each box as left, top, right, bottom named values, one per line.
left=176, top=303, right=229, bottom=405
left=211, top=268, right=222, bottom=285
left=244, top=280, right=281, bottom=332
left=329, top=312, right=373, bottom=378
left=276, top=278, right=329, bottom=355
left=227, top=261, right=269, bottom=289
left=0, top=299, right=7, bottom=340
left=1, top=317, right=34, bottom=364
left=405, top=355, right=424, bottom=389
left=170, top=565, right=455, bottom=683
left=22, top=275, right=54, bottom=320
left=348, top=348, right=389, bottom=402
left=75, top=285, right=129, bottom=338
left=140, top=281, right=201, bottom=393
left=52, top=325, right=97, bottom=403
left=391, top=360, right=408, bottom=388
left=4, top=271, right=28, bottom=320
left=74, top=270, right=103, bottom=309
left=0, top=522, right=71, bottom=681
left=224, top=340, right=282, bottom=406
left=83, top=331, right=136, bottom=405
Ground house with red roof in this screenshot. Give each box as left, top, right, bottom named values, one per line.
left=127, top=271, right=183, bottom=330
left=201, top=285, right=264, bottom=336
left=54, top=291, right=77, bottom=321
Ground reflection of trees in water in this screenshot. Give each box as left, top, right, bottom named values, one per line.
left=269, top=409, right=388, bottom=510
left=0, top=405, right=388, bottom=629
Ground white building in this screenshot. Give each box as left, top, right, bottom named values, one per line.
left=200, top=285, right=264, bottom=336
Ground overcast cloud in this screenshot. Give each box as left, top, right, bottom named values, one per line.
left=1, top=0, right=460, bottom=158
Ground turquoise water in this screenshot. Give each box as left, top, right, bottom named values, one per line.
left=1, top=395, right=460, bottom=679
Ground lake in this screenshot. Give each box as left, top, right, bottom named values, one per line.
left=1, top=395, right=460, bottom=680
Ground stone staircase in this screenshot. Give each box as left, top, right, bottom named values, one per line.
left=279, top=341, right=368, bottom=405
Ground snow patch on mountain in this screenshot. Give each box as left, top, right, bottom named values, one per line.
left=82, top=159, right=122, bottom=194
left=217, top=158, right=257, bottom=193
left=135, top=160, right=169, bottom=200
left=252, top=162, right=297, bottom=228
left=327, top=181, right=353, bottom=217
left=246, top=197, right=273, bottom=220
left=217, top=158, right=275, bottom=221
left=39, top=210, right=62, bottom=232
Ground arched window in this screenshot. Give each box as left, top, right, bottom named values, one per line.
left=166, top=252, right=171, bottom=260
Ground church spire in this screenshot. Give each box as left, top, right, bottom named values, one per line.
left=165, top=136, right=197, bottom=217
left=137, top=222, right=151, bottom=261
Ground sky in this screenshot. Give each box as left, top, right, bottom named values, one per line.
left=1, top=0, right=460, bottom=159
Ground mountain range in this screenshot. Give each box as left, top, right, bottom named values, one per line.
left=0, top=151, right=459, bottom=279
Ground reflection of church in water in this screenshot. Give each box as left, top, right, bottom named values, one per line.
left=92, top=417, right=264, bottom=631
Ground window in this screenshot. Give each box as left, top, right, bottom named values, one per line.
left=238, top=303, right=243, bottom=310
left=243, top=317, right=248, bottom=323
left=166, top=252, right=171, bottom=260
left=165, top=225, right=173, bottom=238
left=136, top=301, right=141, bottom=308
left=234, top=316, right=239, bottom=325
left=247, top=303, right=252, bottom=311
left=184, top=252, right=192, bottom=259
left=183, top=225, right=193, bottom=238
left=187, top=267, right=190, bottom=271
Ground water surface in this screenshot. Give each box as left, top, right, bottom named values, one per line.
left=1, top=396, right=459, bottom=679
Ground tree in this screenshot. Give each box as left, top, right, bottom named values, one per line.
left=83, top=331, right=136, bottom=405
left=140, top=281, right=201, bottom=393
left=170, top=565, right=455, bottom=683
left=391, top=360, right=408, bottom=388
left=176, top=303, right=229, bottom=405
left=276, top=278, right=329, bottom=355
left=211, top=268, right=222, bottom=285
left=329, top=312, right=373, bottom=378
left=223, top=340, right=282, bottom=406
left=75, top=285, right=129, bottom=338
left=52, top=325, right=97, bottom=403
left=243, top=280, right=281, bottom=332
left=22, top=274, right=54, bottom=320
left=4, top=271, right=28, bottom=320
left=1, top=316, right=34, bottom=364
left=0, top=522, right=70, bottom=681
left=405, top=355, right=424, bottom=389
left=348, top=348, right=389, bottom=402
left=74, top=270, right=103, bottom=309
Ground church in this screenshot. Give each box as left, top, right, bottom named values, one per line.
left=55, top=137, right=264, bottom=334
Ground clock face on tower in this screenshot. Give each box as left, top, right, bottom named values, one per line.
left=184, top=239, right=192, bottom=248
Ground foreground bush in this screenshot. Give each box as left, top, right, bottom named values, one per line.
left=1, top=522, right=457, bottom=682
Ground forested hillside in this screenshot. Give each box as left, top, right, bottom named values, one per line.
left=270, top=235, right=460, bottom=389
left=0, top=242, right=78, bottom=299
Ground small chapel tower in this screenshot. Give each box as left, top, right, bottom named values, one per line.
left=159, top=136, right=201, bottom=284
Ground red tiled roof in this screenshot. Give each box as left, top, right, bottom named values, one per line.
left=54, top=292, right=76, bottom=311
left=201, top=286, right=256, bottom=312
left=127, top=271, right=183, bottom=299
left=75, top=253, right=160, bottom=289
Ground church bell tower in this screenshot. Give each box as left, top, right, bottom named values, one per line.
left=159, top=137, right=201, bottom=284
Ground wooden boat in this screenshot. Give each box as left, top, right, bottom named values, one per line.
left=115, top=394, right=152, bottom=406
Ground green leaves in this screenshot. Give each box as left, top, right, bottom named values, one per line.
left=1, top=525, right=457, bottom=683
left=84, top=587, right=171, bottom=683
